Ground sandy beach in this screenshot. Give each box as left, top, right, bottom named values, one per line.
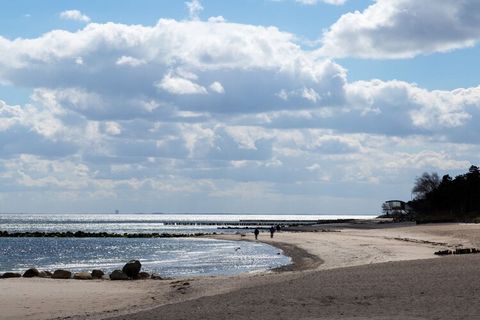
left=1, top=223, right=480, bottom=320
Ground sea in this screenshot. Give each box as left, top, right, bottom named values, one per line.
left=0, top=213, right=375, bottom=277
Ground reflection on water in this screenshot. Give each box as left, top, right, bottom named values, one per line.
left=0, top=237, right=290, bottom=277
left=0, top=213, right=375, bottom=234
left=0, top=213, right=374, bottom=276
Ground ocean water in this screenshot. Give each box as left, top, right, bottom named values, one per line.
left=0, top=213, right=375, bottom=234
left=0, top=237, right=289, bottom=276
left=0, top=213, right=374, bottom=277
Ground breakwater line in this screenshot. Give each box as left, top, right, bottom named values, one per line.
left=0, top=230, right=214, bottom=238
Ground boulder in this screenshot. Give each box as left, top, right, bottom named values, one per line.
left=2, top=272, right=21, bottom=278
left=434, top=249, right=452, bottom=256
left=110, top=270, right=129, bottom=280
left=122, top=260, right=141, bottom=278
left=151, top=273, right=164, bottom=280
left=74, top=272, right=93, bottom=280
left=91, top=269, right=105, bottom=279
left=454, top=248, right=471, bottom=254
left=23, top=268, right=40, bottom=278
left=136, top=272, right=150, bottom=280
left=38, top=271, right=51, bottom=278
left=52, top=269, right=72, bottom=279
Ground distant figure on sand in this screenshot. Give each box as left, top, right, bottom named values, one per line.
left=269, top=226, right=275, bottom=238
left=254, top=228, right=259, bottom=240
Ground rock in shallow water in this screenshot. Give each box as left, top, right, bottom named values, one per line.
left=2, top=272, right=21, bottom=278
left=23, top=268, right=40, bottom=278
left=38, top=271, right=52, bottom=278
left=52, top=269, right=72, bottom=279
left=110, top=270, right=129, bottom=280
left=91, top=269, right=104, bottom=279
left=122, top=260, right=142, bottom=278
left=136, top=272, right=150, bottom=280
left=74, top=272, right=93, bottom=280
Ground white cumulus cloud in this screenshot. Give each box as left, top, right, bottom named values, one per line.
left=0, top=17, right=479, bottom=213
left=59, top=10, right=91, bottom=23
left=209, top=81, right=225, bottom=94
left=157, top=73, right=208, bottom=95
left=186, top=0, right=203, bottom=20
left=116, top=56, right=146, bottom=67
left=319, top=0, right=480, bottom=59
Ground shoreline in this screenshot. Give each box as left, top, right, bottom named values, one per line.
left=204, top=235, right=324, bottom=272
left=1, top=222, right=480, bottom=319
left=270, top=241, right=324, bottom=272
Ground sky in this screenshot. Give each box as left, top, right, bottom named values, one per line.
left=0, top=0, right=479, bottom=214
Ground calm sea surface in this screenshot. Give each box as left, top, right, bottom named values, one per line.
left=0, top=213, right=375, bottom=234
left=0, top=213, right=374, bottom=276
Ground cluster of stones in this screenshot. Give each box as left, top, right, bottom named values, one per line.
left=434, top=248, right=480, bottom=256
left=0, top=230, right=212, bottom=238
left=0, top=260, right=164, bottom=281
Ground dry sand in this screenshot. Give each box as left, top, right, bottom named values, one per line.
left=1, top=223, right=479, bottom=320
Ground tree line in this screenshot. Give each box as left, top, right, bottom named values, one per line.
left=409, top=165, right=480, bottom=223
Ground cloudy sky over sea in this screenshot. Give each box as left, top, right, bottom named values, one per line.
left=0, top=0, right=479, bottom=214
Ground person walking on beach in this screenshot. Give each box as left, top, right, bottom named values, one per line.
left=254, top=228, right=259, bottom=240
left=269, top=226, right=275, bottom=238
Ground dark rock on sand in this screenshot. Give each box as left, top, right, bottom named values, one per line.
left=151, top=273, right=164, bottom=280
left=38, top=271, right=52, bottom=278
left=454, top=248, right=480, bottom=254
left=2, top=272, right=21, bottom=278
left=434, top=249, right=453, bottom=256
left=23, top=268, right=40, bottom=278
left=74, top=272, right=93, bottom=280
left=136, top=272, right=150, bottom=280
left=110, top=270, right=129, bottom=280
left=91, top=269, right=105, bottom=279
left=122, top=260, right=142, bottom=278
left=435, top=248, right=480, bottom=256
left=52, top=269, right=72, bottom=279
